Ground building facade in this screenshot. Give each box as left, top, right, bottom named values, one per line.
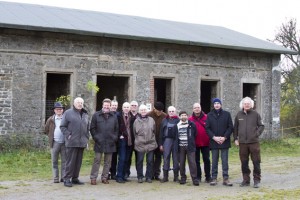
left=0, top=2, right=295, bottom=138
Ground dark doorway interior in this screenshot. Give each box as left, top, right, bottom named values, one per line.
left=96, top=76, right=129, bottom=111
left=154, top=78, right=172, bottom=112
left=46, top=73, right=70, bottom=120
left=201, top=80, right=218, bottom=113
left=243, top=83, right=259, bottom=110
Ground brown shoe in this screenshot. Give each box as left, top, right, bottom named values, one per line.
left=91, top=179, right=97, bottom=185
left=102, top=179, right=109, bottom=184
left=223, top=179, right=233, bottom=186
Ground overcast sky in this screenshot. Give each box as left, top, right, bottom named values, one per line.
left=4, top=0, right=300, bottom=41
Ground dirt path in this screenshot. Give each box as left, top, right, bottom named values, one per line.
left=1, top=157, right=300, bottom=200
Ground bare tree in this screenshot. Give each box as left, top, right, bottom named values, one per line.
left=274, top=18, right=300, bottom=70
left=273, top=19, right=300, bottom=132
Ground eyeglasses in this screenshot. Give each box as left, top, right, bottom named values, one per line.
left=131, top=105, right=137, bottom=107
left=168, top=110, right=175, bottom=112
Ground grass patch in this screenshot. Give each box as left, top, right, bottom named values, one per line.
left=0, top=148, right=95, bottom=181
left=260, top=137, right=300, bottom=157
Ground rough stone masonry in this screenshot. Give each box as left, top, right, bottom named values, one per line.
left=0, top=28, right=281, bottom=139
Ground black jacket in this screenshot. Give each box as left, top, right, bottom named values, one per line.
left=90, top=110, right=119, bottom=153
left=206, top=109, right=233, bottom=149
left=117, top=111, right=133, bottom=145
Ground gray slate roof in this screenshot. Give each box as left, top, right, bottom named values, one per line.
left=0, top=1, right=295, bottom=54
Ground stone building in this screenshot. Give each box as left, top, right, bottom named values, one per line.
left=0, top=2, right=295, bottom=138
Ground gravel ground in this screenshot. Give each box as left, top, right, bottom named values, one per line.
left=1, top=157, right=300, bottom=200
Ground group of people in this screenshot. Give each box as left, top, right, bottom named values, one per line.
left=44, top=96, right=264, bottom=189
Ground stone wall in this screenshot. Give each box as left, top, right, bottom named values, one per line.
left=0, top=28, right=281, bottom=138
left=0, top=67, right=12, bottom=134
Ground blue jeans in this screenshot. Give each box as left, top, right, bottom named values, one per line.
left=195, top=146, right=211, bottom=181
left=136, top=151, right=154, bottom=179
left=116, top=138, right=126, bottom=180
left=211, top=148, right=229, bottom=179
left=116, top=138, right=132, bottom=180
left=124, top=147, right=135, bottom=177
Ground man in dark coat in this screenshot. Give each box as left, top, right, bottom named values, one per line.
left=206, top=98, right=233, bottom=186
left=147, top=101, right=167, bottom=180
left=60, top=97, right=89, bottom=187
left=115, top=102, right=133, bottom=183
left=124, top=100, right=139, bottom=178
left=90, top=98, right=119, bottom=185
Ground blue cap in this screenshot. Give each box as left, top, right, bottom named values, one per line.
left=53, top=102, right=65, bottom=109
left=212, top=98, right=222, bottom=105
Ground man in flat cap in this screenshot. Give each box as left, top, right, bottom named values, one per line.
left=45, top=102, right=66, bottom=183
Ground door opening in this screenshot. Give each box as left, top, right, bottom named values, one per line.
left=200, top=80, right=218, bottom=113
left=45, top=73, right=70, bottom=120
left=96, top=76, right=129, bottom=111
left=154, top=78, right=172, bottom=112
left=243, top=83, right=260, bottom=112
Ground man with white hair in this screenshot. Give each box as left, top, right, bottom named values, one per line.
left=159, top=106, right=180, bottom=183
left=60, top=97, right=90, bottom=187
left=124, top=100, right=139, bottom=179
left=233, top=97, right=264, bottom=188
left=115, top=102, right=132, bottom=183
left=133, top=104, right=157, bottom=183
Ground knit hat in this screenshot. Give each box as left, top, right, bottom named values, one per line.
left=154, top=102, right=164, bottom=111
left=212, top=98, right=222, bottom=105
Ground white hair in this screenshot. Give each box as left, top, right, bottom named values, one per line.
left=122, top=102, right=130, bottom=108
left=138, top=104, right=148, bottom=112
left=74, top=97, right=84, bottom=104
left=239, top=97, right=254, bottom=110
left=168, top=106, right=176, bottom=111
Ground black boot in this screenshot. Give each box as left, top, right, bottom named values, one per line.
left=161, top=170, right=169, bottom=183
left=173, top=170, right=179, bottom=182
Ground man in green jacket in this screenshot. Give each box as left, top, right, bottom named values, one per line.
left=233, top=97, right=264, bottom=188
